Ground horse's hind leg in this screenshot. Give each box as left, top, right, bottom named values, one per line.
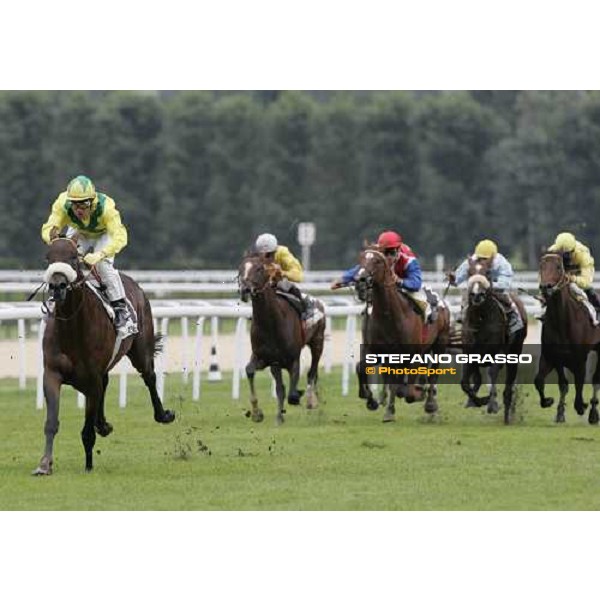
left=32, top=372, right=62, bottom=476
left=271, top=366, right=286, bottom=425
left=95, top=374, right=114, bottom=437
left=127, top=332, right=175, bottom=424
left=306, top=331, right=324, bottom=409
left=287, top=358, right=303, bottom=406
left=424, top=376, right=439, bottom=415
left=589, top=351, right=600, bottom=425
left=81, top=383, right=103, bottom=472
left=246, top=355, right=264, bottom=423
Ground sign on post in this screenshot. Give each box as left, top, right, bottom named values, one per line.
left=297, top=222, right=316, bottom=271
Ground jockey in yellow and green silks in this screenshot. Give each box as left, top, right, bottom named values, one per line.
left=41, top=175, right=137, bottom=338
left=549, top=232, right=600, bottom=311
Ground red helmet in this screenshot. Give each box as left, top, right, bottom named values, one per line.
left=377, top=231, right=403, bottom=250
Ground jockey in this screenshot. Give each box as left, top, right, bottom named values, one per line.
left=548, top=231, right=600, bottom=313
left=41, top=175, right=137, bottom=338
left=448, top=239, right=523, bottom=335
left=331, top=230, right=437, bottom=322
left=254, top=233, right=308, bottom=318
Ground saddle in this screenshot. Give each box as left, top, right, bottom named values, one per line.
left=400, top=286, right=441, bottom=323
left=275, top=290, right=325, bottom=329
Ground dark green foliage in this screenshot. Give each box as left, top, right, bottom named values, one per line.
left=0, top=90, right=598, bottom=270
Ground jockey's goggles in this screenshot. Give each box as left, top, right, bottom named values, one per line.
left=383, top=248, right=399, bottom=257
left=71, top=199, right=93, bottom=209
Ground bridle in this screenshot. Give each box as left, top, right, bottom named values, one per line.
left=239, top=258, right=277, bottom=299
left=539, top=253, right=568, bottom=297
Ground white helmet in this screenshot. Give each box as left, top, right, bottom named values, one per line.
left=255, top=233, right=278, bottom=253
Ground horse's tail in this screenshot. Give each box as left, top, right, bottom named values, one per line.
left=153, top=333, right=164, bottom=356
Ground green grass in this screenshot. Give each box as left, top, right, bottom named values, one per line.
left=2, top=371, right=600, bottom=510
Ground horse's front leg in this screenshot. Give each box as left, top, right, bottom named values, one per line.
left=246, top=355, right=264, bottom=423
left=82, top=382, right=104, bottom=472
left=572, top=361, right=588, bottom=419
left=461, top=364, right=482, bottom=407
left=356, top=361, right=378, bottom=410
left=534, top=352, right=555, bottom=408
left=555, top=366, right=569, bottom=423
left=271, top=366, right=286, bottom=425
left=32, top=371, right=62, bottom=476
left=589, top=351, right=600, bottom=425
left=503, top=362, right=518, bottom=425
left=287, top=358, right=303, bottom=406
left=95, top=373, right=114, bottom=437
left=424, top=375, right=439, bottom=415
left=486, top=364, right=501, bottom=415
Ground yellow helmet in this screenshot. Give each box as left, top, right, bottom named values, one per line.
left=554, top=232, right=576, bottom=252
left=474, top=239, right=498, bottom=259
left=66, top=175, right=96, bottom=201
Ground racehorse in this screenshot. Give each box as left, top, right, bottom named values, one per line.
left=460, top=257, right=528, bottom=424
left=238, top=253, right=325, bottom=424
left=355, top=245, right=451, bottom=422
left=535, top=253, right=600, bottom=424
left=33, top=237, right=175, bottom=475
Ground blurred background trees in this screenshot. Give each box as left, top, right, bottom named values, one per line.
left=1, top=90, right=599, bottom=270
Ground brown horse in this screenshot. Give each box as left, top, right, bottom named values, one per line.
left=238, top=253, right=325, bottom=424
left=460, top=258, right=528, bottom=424
left=355, top=246, right=451, bottom=421
left=33, top=237, right=175, bottom=475
left=535, top=253, right=600, bottom=424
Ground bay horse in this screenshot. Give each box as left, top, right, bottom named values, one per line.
left=238, top=253, right=325, bottom=424
left=535, top=253, right=600, bottom=424
left=355, top=246, right=451, bottom=422
left=33, top=237, right=175, bottom=475
left=460, top=257, right=528, bottom=424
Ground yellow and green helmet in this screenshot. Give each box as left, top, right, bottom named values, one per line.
left=554, top=232, right=577, bottom=252
left=66, top=175, right=96, bottom=202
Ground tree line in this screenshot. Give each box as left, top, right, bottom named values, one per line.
left=0, top=90, right=598, bottom=271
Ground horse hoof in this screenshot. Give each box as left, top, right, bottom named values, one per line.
left=276, top=415, right=285, bottom=425
left=382, top=414, right=395, bottom=423
left=252, top=410, right=264, bottom=423
left=464, top=398, right=479, bottom=409
left=424, top=401, right=438, bottom=414
left=366, top=398, right=379, bottom=411
left=487, top=402, right=499, bottom=415
left=575, top=403, right=588, bottom=417
left=288, top=394, right=301, bottom=406
left=555, top=414, right=566, bottom=424
left=540, top=397, right=554, bottom=409
left=32, top=457, right=53, bottom=476
left=158, top=410, right=176, bottom=424
left=95, top=422, right=114, bottom=437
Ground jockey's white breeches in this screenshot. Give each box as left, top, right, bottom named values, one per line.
left=67, top=228, right=126, bottom=302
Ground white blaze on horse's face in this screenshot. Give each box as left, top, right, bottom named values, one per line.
left=44, top=262, right=77, bottom=284
left=243, top=261, right=252, bottom=282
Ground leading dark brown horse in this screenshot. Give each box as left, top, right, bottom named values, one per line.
left=355, top=246, right=451, bottom=422
left=33, top=237, right=175, bottom=475
left=535, top=253, right=600, bottom=424
left=460, top=257, right=528, bottom=424
left=238, top=253, right=325, bottom=424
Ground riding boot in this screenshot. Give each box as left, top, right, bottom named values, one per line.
left=288, top=284, right=308, bottom=319
left=586, top=289, right=600, bottom=312
left=496, top=291, right=524, bottom=334
left=110, top=299, right=137, bottom=338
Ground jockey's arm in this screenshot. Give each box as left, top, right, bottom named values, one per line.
left=100, top=200, right=128, bottom=258
left=41, top=196, right=69, bottom=244
left=274, top=246, right=303, bottom=283
left=491, top=254, right=514, bottom=290
left=571, top=253, right=594, bottom=288
left=399, top=259, right=422, bottom=292
left=453, top=258, right=470, bottom=286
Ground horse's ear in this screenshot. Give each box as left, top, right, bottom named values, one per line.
left=362, top=238, right=370, bottom=249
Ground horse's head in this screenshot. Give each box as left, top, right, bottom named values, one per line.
left=355, top=246, right=392, bottom=301
left=238, top=253, right=278, bottom=301
left=539, top=253, right=566, bottom=298
left=467, top=257, right=493, bottom=306
left=43, top=237, right=82, bottom=302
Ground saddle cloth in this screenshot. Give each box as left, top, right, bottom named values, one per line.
left=402, top=286, right=444, bottom=322
left=275, top=290, right=325, bottom=329
left=86, top=280, right=138, bottom=330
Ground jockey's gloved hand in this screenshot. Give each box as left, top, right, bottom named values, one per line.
left=330, top=279, right=344, bottom=290
left=83, top=251, right=106, bottom=266
left=446, top=271, right=456, bottom=284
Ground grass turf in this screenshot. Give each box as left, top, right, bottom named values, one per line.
left=1, top=370, right=600, bottom=510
